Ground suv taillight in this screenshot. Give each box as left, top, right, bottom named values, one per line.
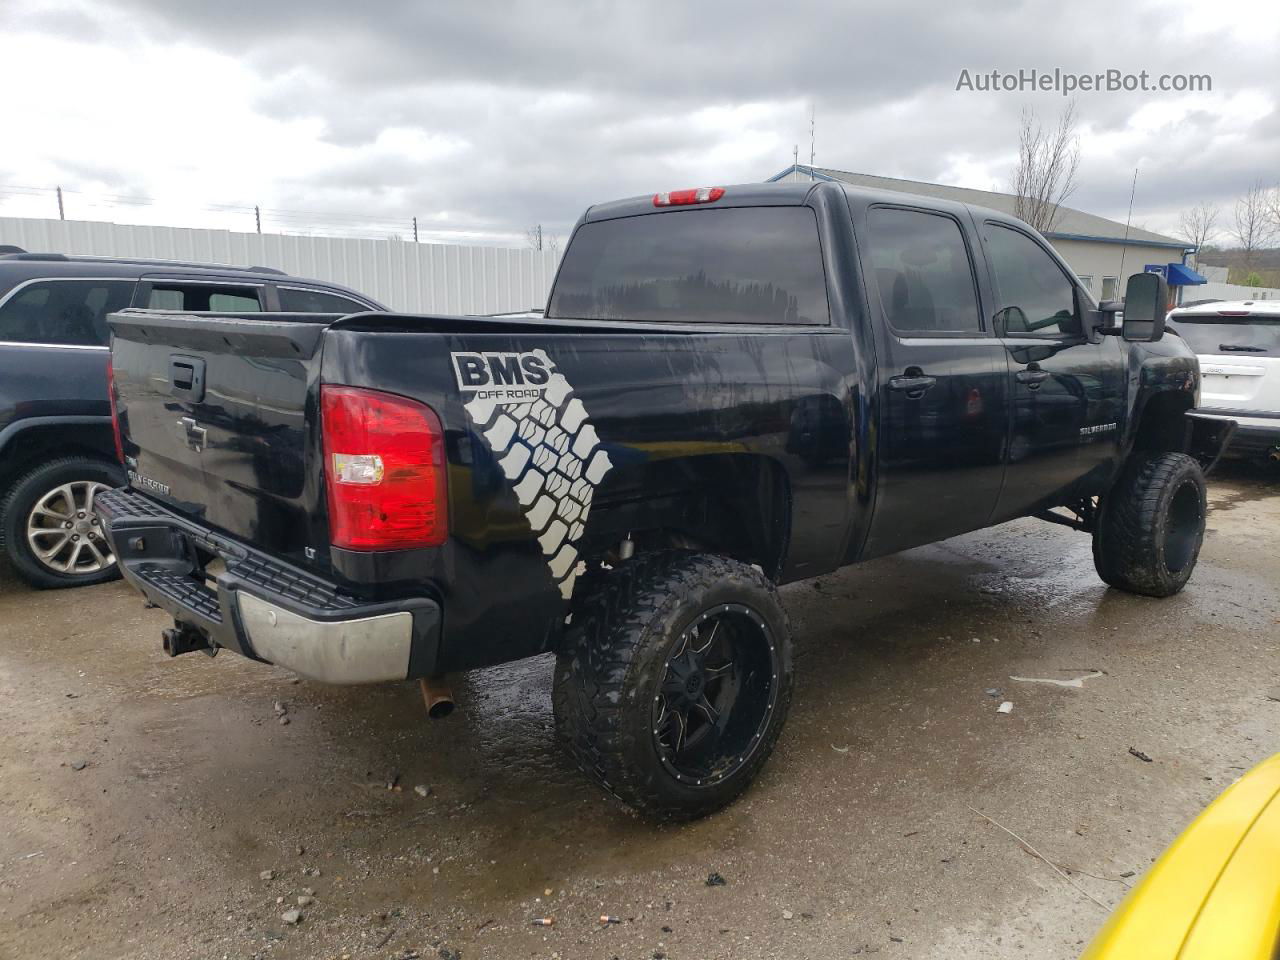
left=320, top=385, right=448, bottom=550
left=107, top=359, right=124, bottom=464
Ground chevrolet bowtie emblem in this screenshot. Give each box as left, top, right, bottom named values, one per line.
left=178, top=416, right=207, bottom=453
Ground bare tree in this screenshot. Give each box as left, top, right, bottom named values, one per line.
left=1267, top=183, right=1280, bottom=237
left=1232, top=180, right=1277, bottom=270
left=1178, top=201, right=1220, bottom=255
left=1011, top=102, right=1081, bottom=234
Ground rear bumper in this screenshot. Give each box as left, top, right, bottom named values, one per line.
left=96, top=487, right=441, bottom=683
left=1193, top=411, right=1280, bottom=459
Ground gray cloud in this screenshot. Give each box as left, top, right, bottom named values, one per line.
left=10, top=0, right=1279, bottom=242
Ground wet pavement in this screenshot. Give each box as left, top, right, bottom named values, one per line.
left=1, top=462, right=1276, bottom=960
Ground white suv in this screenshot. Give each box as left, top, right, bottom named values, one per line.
left=1167, top=300, right=1280, bottom=464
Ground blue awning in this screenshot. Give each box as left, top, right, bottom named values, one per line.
left=1166, top=263, right=1207, bottom=285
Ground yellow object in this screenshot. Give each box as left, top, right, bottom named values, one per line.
left=1081, top=753, right=1280, bottom=959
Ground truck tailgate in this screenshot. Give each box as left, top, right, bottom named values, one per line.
left=109, top=311, right=330, bottom=560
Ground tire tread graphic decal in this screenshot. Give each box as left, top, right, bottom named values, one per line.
left=460, top=350, right=613, bottom=599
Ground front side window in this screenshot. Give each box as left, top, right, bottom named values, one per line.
left=277, top=287, right=368, bottom=314
left=0, top=279, right=135, bottom=346
left=983, top=223, right=1079, bottom=337
left=147, top=282, right=262, bottom=311
left=865, top=207, right=983, bottom=334
left=547, top=206, right=830, bottom=325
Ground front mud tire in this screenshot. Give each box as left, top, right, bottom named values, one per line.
left=553, top=552, right=793, bottom=821
left=1092, top=452, right=1207, bottom=598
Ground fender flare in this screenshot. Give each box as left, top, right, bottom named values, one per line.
left=0, top=415, right=115, bottom=459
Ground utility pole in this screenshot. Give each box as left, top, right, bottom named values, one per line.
left=793, top=144, right=799, bottom=174
left=254, top=205, right=261, bottom=234
left=809, top=105, right=815, bottom=180
left=56, top=186, right=65, bottom=221
left=412, top=216, right=418, bottom=243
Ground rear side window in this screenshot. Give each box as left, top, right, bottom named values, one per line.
left=0, top=279, right=135, bottom=346
left=1171, top=315, right=1280, bottom=356
left=547, top=206, right=830, bottom=325
left=148, top=282, right=262, bottom=311
left=277, top=287, right=368, bottom=313
left=983, top=223, right=1079, bottom=336
left=865, top=207, right=982, bottom=334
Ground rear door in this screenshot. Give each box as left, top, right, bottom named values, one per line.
left=0, top=276, right=136, bottom=431
left=855, top=203, right=1009, bottom=557
left=979, top=220, right=1124, bottom=520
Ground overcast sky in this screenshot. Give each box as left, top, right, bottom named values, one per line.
left=1, top=0, right=1276, bottom=247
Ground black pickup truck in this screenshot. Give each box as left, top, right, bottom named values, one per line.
left=99, top=181, right=1233, bottom=820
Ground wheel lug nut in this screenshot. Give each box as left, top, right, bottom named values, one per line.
left=72, top=534, right=80, bottom=541
left=64, top=521, right=73, bottom=528
left=77, top=512, right=86, bottom=518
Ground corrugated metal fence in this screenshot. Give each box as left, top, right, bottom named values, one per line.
left=1195, top=281, right=1280, bottom=302
left=0, top=216, right=562, bottom=315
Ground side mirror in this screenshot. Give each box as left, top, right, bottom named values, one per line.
left=1121, top=273, right=1169, bottom=342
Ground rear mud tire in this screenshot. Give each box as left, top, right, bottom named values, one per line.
left=553, top=551, right=793, bottom=821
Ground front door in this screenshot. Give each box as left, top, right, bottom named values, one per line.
left=978, top=221, right=1124, bottom=521
left=858, top=204, right=1010, bottom=558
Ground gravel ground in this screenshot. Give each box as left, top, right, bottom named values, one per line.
left=0, top=462, right=1276, bottom=960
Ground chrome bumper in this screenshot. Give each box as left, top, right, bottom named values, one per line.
left=237, top=592, right=414, bottom=684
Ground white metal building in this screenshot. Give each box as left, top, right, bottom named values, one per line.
left=768, top=165, right=1194, bottom=302
left=0, top=216, right=561, bottom=315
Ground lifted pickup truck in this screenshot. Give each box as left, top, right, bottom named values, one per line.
left=99, top=181, right=1232, bottom=820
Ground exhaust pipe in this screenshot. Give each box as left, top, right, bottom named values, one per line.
left=419, top=675, right=455, bottom=719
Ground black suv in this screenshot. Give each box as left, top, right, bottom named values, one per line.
left=0, top=250, right=384, bottom=589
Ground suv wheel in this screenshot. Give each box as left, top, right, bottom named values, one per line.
left=1, top=457, right=125, bottom=589
left=553, top=551, right=793, bottom=821
left=1092, top=452, right=1207, bottom=598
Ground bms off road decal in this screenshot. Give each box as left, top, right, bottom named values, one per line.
left=454, top=350, right=613, bottom=599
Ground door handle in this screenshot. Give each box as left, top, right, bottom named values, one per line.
left=1015, top=364, right=1050, bottom=389
left=888, top=369, right=937, bottom=398
left=169, top=355, right=206, bottom=402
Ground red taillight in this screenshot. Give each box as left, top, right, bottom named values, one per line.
left=1217, top=310, right=1252, bottom=317
left=653, top=186, right=725, bottom=207
left=320, top=385, right=448, bottom=550
left=107, top=359, right=124, bottom=464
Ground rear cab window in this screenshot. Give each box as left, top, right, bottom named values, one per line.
left=547, top=206, right=830, bottom=325
left=0, top=278, right=135, bottom=346
left=864, top=206, right=983, bottom=335
left=1172, top=313, right=1280, bottom=356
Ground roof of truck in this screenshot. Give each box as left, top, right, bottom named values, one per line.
left=582, top=180, right=1023, bottom=231
left=768, top=165, right=1191, bottom=250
